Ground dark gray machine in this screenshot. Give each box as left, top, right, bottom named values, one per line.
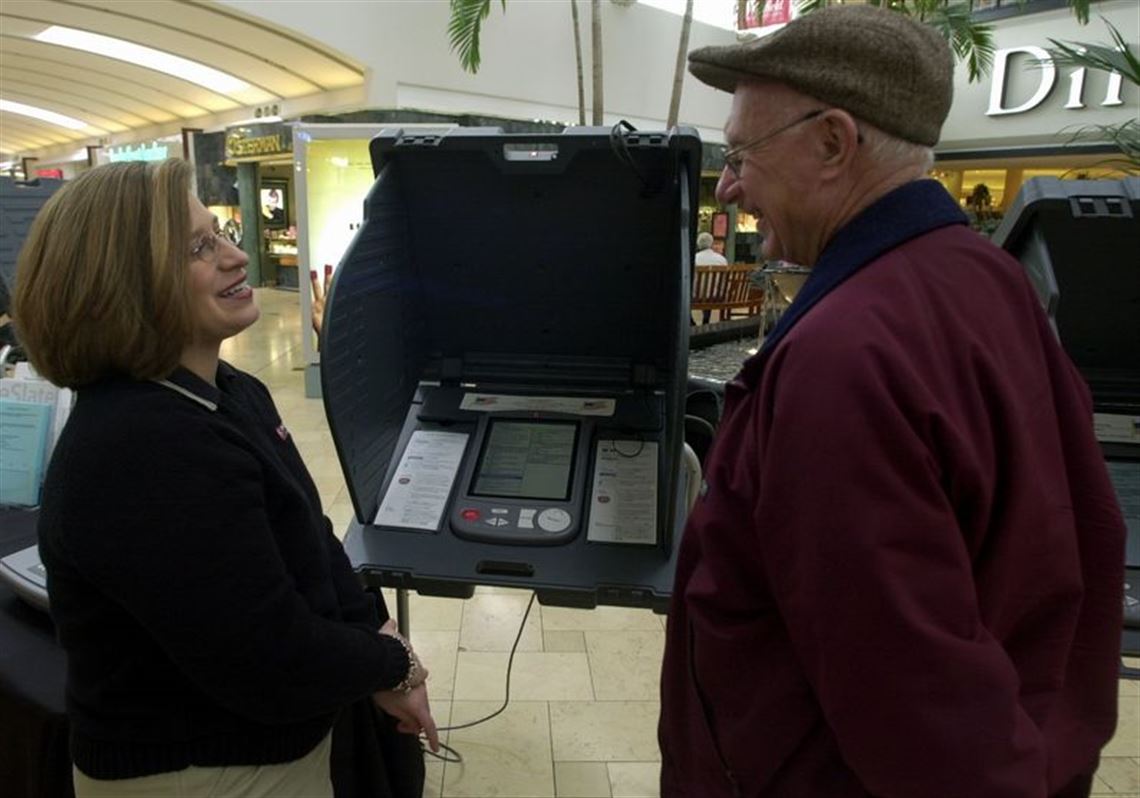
left=991, top=176, right=1140, bottom=674
left=0, top=176, right=64, bottom=610
left=324, top=127, right=701, bottom=612
left=1, top=176, right=63, bottom=342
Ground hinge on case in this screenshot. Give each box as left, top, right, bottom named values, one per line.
left=440, top=357, right=463, bottom=384
left=1069, top=195, right=1133, bottom=219
left=631, top=363, right=657, bottom=387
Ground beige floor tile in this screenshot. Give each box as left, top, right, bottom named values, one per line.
left=542, top=605, right=663, bottom=632
left=412, top=630, right=460, bottom=702
left=424, top=761, right=445, bottom=798
left=405, top=593, right=465, bottom=631
left=415, top=698, right=452, bottom=798
left=607, top=762, right=659, bottom=798
left=291, top=427, right=336, bottom=445
left=549, top=702, right=660, bottom=762
left=1096, top=757, right=1140, bottom=792
left=454, top=652, right=594, bottom=701
left=430, top=698, right=454, bottom=738
left=475, top=585, right=535, bottom=596
left=1121, top=677, right=1140, bottom=698
left=460, top=592, right=544, bottom=652
left=545, top=631, right=587, bottom=653
left=302, top=452, right=344, bottom=478
left=1103, top=693, right=1140, bottom=757
left=1090, top=775, right=1114, bottom=796
left=586, top=630, right=664, bottom=701
left=442, top=701, right=554, bottom=797
left=554, top=761, right=612, bottom=797
left=326, top=499, right=357, bottom=534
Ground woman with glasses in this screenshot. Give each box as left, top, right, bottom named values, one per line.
left=12, top=159, right=437, bottom=798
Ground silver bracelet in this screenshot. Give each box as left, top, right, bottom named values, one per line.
left=390, top=632, right=418, bottom=694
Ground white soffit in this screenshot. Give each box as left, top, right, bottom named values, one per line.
left=0, top=0, right=365, bottom=160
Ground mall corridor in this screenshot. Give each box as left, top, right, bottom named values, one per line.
left=226, top=289, right=1139, bottom=798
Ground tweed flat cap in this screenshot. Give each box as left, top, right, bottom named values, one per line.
left=688, top=5, right=953, bottom=146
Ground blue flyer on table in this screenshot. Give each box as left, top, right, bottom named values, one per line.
left=0, top=399, right=53, bottom=507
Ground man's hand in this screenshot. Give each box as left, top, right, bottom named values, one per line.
left=310, top=265, right=332, bottom=336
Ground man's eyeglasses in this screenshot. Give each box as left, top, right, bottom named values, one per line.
left=721, top=109, right=826, bottom=178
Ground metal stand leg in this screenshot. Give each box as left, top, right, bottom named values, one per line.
left=396, top=587, right=411, bottom=637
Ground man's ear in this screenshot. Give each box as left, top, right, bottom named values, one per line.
left=817, top=110, right=860, bottom=174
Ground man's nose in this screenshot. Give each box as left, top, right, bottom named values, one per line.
left=715, top=166, right=740, bottom=206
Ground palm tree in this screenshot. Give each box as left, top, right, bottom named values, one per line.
left=1047, top=20, right=1140, bottom=172
left=741, top=0, right=1093, bottom=83
left=591, top=0, right=604, bottom=124
left=571, top=0, right=587, bottom=126
left=447, top=0, right=504, bottom=74
left=447, top=0, right=599, bottom=125
left=667, top=0, right=695, bottom=128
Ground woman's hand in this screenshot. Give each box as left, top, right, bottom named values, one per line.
left=379, top=619, right=428, bottom=690
left=373, top=684, right=440, bottom=752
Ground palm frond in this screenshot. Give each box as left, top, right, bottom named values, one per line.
left=1047, top=20, right=1140, bottom=85
left=1056, top=118, right=1140, bottom=163
left=795, top=0, right=830, bottom=17
left=1067, top=0, right=1091, bottom=25
left=447, top=0, right=503, bottom=74
left=925, top=3, right=994, bottom=82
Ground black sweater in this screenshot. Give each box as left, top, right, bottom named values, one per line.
left=38, top=363, right=410, bottom=779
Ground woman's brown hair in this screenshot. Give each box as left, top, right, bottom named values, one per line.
left=12, top=159, right=195, bottom=388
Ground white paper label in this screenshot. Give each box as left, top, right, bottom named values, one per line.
left=374, top=430, right=469, bottom=531
left=459, top=393, right=615, bottom=416
left=586, top=440, right=658, bottom=544
left=1094, top=413, right=1140, bottom=444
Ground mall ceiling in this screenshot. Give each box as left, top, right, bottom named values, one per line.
left=0, top=0, right=365, bottom=161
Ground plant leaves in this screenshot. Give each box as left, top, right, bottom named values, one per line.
left=448, top=0, right=496, bottom=73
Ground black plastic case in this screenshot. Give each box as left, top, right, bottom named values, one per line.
left=992, top=176, right=1140, bottom=663
left=323, top=127, right=701, bottom=611
left=992, top=176, right=1139, bottom=417
left=0, top=177, right=64, bottom=312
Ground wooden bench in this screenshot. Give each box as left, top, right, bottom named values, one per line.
left=692, top=264, right=762, bottom=322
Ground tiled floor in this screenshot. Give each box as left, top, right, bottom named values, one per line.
left=226, top=289, right=1139, bottom=797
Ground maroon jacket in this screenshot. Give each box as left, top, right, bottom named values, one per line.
left=659, top=181, right=1125, bottom=797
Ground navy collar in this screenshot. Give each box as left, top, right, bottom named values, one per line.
left=154, top=362, right=238, bottom=411
left=739, top=179, right=967, bottom=386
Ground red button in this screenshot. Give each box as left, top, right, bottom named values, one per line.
left=461, top=508, right=480, bottom=521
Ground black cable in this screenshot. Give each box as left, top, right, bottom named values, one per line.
left=421, top=591, right=538, bottom=763
left=610, top=434, right=646, bottom=458
left=609, top=119, right=654, bottom=192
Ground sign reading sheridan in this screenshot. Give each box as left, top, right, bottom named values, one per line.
left=226, top=123, right=292, bottom=160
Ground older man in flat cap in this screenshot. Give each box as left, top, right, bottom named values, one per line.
left=658, top=6, right=1124, bottom=797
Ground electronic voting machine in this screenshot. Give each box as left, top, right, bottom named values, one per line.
left=991, top=176, right=1140, bottom=660
left=323, top=127, right=701, bottom=612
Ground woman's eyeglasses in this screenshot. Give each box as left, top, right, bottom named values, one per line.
left=190, top=232, right=222, bottom=264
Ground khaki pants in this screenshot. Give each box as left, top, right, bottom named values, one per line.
left=72, top=732, right=333, bottom=798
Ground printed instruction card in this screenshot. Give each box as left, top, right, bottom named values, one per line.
left=374, top=430, right=469, bottom=531
left=586, top=439, right=658, bottom=544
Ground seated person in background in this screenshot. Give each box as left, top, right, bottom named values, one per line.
left=13, top=159, right=437, bottom=798
left=694, top=231, right=728, bottom=324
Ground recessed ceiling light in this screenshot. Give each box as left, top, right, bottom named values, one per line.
left=34, top=25, right=250, bottom=95
left=0, top=99, right=89, bottom=130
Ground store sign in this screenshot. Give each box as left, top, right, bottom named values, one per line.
left=106, top=141, right=173, bottom=162
left=986, top=45, right=1126, bottom=116
left=226, top=124, right=292, bottom=159
left=740, top=0, right=792, bottom=29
